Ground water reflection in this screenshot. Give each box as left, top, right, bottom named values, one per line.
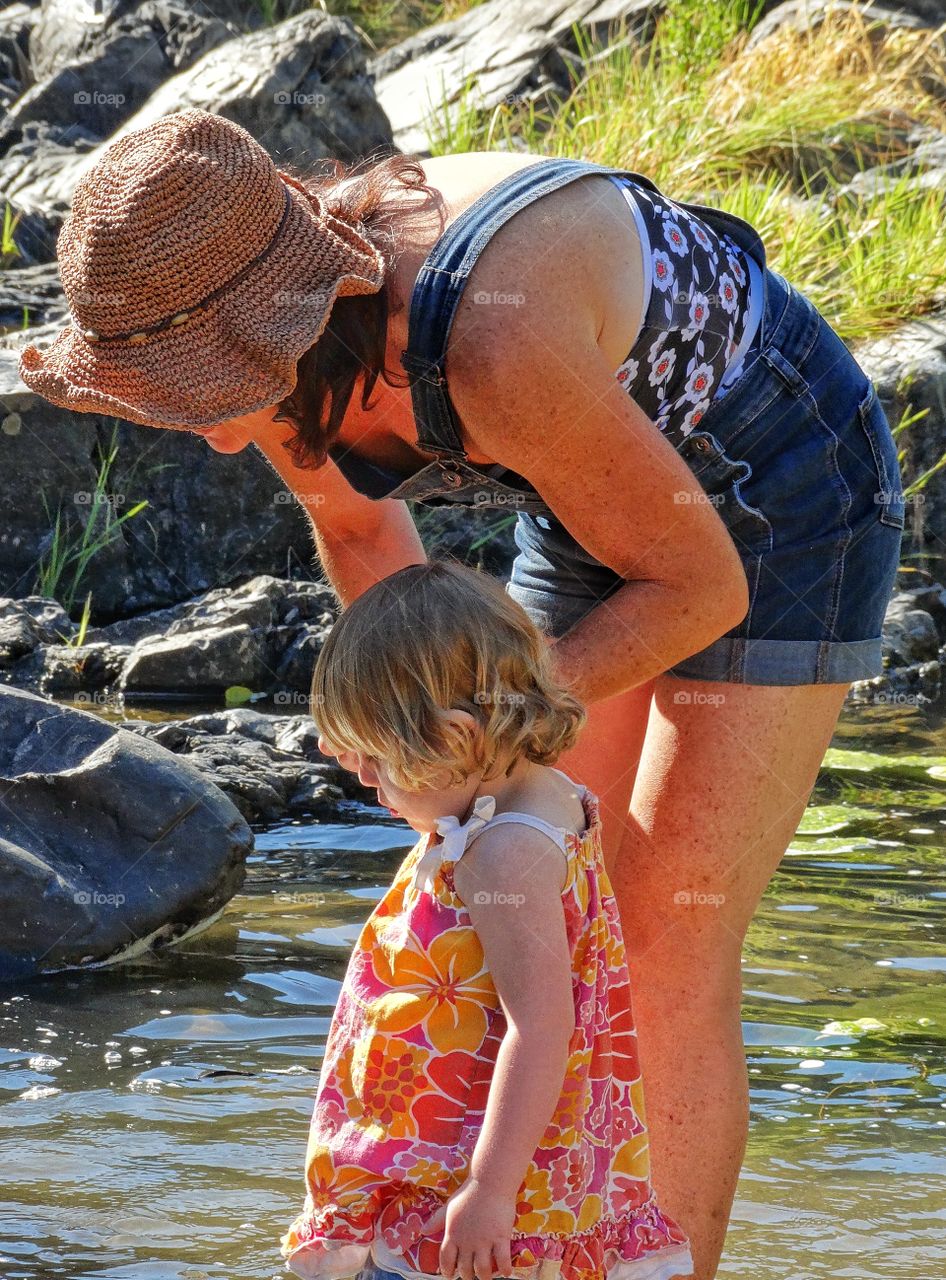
left=1, top=705, right=944, bottom=1279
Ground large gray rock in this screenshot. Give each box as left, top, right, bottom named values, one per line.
left=836, top=124, right=946, bottom=201
left=0, top=685, right=252, bottom=981
left=0, top=1, right=238, bottom=152
left=372, top=0, right=665, bottom=155
left=0, top=575, right=338, bottom=697
left=0, top=393, right=315, bottom=617
left=121, top=708, right=362, bottom=823
left=3, top=9, right=392, bottom=220
left=882, top=590, right=942, bottom=664
left=26, top=0, right=247, bottom=84
left=747, top=0, right=946, bottom=50
left=851, top=307, right=946, bottom=550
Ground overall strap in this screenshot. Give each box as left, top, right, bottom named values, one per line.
left=399, top=158, right=768, bottom=461
left=400, top=159, right=643, bottom=459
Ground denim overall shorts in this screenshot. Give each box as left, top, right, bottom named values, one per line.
left=327, top=158, right=905, bottom=686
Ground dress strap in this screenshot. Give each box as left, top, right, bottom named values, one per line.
left=409, top=794, right=496, bottom=896
left=468, top=810, right=571, bottom=856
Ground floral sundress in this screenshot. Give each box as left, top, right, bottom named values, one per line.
left=280, top=770, right=694, bottom=1280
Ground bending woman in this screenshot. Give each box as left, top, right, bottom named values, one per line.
left=18, top=107, right=905, bottom=1280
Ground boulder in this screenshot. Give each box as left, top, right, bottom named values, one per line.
left=850, top=307, right=946, bottom=550
left=2, top=9, right=392, bottom=222
left=746, top=0, right=946, bottom=51
left=0, top=392, right=316, bottom=617
left=371, top=0, right=665, bottom=155
left=0, top=685, right=252, bottom=981
left=120, top=708, right=366, bottom=823
left=0, top=575, right=338, bottom=698
left=881, top=591, right=942, bottom=665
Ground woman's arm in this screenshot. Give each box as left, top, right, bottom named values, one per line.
left=447, top=273, right=751, bottom=707
left=252, top=422, right=427, bottom=605
left=423, top=828, right=575, bottom=1280
left=451, top=334, right=751, bottom=705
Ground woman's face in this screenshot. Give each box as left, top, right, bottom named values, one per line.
left=163, top=404, right=284, bottom=453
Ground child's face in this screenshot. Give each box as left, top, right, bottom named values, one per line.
left=317, top=711, right=484, bottom=836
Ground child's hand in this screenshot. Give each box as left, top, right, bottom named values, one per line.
left=423, top=1176, right=516, bottom=1280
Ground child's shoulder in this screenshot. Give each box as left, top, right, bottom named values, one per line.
left=454, top=815, right=571, bottom=897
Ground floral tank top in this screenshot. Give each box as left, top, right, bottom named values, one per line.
left=280, top=769, right=694, bottom=1280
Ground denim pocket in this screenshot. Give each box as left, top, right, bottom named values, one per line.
left=857, top=382, right=906, bottom=529
left=677, top=429, right=774, bottom=553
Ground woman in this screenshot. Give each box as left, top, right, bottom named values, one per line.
left=18, top=107, right=904, bottom=1280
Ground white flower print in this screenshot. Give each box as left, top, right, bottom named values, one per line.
left=727, top=252, right=746, bottom=288
left=680, top=399, right=711, bottom=436
left=649, top=346, right=676, bottom=388
left=647, top=332, right=667, bottom=365
left=717, top=272, right=738, bottom=316
left=615, top=355, right=639, bottom=389
left=691, top=221, right=712, bottom=252
left=663, top=219, right=688, bottom=258
left=683, top=360, right=714, bottom=403
left=680, top=291, right=710, bottom=341
left=652, top=249, right=674, bottom=292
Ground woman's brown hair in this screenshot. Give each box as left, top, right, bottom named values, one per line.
left=272, top=152, right=438, bottom=471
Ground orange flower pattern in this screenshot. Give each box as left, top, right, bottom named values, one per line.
left=281, top=785, right=693, bottom=1280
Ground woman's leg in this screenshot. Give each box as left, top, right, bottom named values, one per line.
left=606, top=674, right=852, bottom=1280
left=554, top=677, right=657, bottom=867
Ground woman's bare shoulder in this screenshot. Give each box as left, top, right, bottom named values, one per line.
left=444, top=168, right=647, bottom=389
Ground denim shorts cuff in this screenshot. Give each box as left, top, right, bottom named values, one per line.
left=665, top=635, right=884, bottom=685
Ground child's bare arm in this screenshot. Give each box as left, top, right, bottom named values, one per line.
left=430, top=828, right=575, bottom=1279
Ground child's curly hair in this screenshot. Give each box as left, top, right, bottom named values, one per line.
left=311, top=558, right=587, bottom=792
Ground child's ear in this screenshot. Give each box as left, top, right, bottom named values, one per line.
left=439, top=707, right=483, bottom=762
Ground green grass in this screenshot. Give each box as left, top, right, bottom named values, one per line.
left=416, top=0, right=946, bottom=528
left=247, top=0, right=487, bottom=49
left=2, top=202, right=21, bottom=263
left=35, top=423, right=149, bottom=616
left=425, top=0, right=946, bottom=342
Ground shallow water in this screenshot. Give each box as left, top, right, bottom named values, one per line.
left=1, top=702, right=944, bottom=1280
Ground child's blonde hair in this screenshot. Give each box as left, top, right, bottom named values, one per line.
left=311, top=558, right=587, bottom=792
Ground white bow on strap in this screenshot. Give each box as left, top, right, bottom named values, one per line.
left=409, top=794, right=497, bottom=896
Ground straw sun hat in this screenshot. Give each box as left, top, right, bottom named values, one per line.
left=17, top=107, right=387, bottom=428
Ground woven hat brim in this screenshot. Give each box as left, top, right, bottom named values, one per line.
left=16, top=179, right=385, bottom=429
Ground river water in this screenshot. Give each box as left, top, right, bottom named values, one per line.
left=2, top=701, right=944, bottom=1280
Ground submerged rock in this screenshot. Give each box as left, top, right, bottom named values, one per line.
left=0, top=686, right=252, bottom=982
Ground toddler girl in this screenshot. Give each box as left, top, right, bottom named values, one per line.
left=280, top=559, right=693, bottom=1280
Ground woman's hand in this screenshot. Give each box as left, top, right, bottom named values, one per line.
left=423, top=1177, right=516, bottom=1280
